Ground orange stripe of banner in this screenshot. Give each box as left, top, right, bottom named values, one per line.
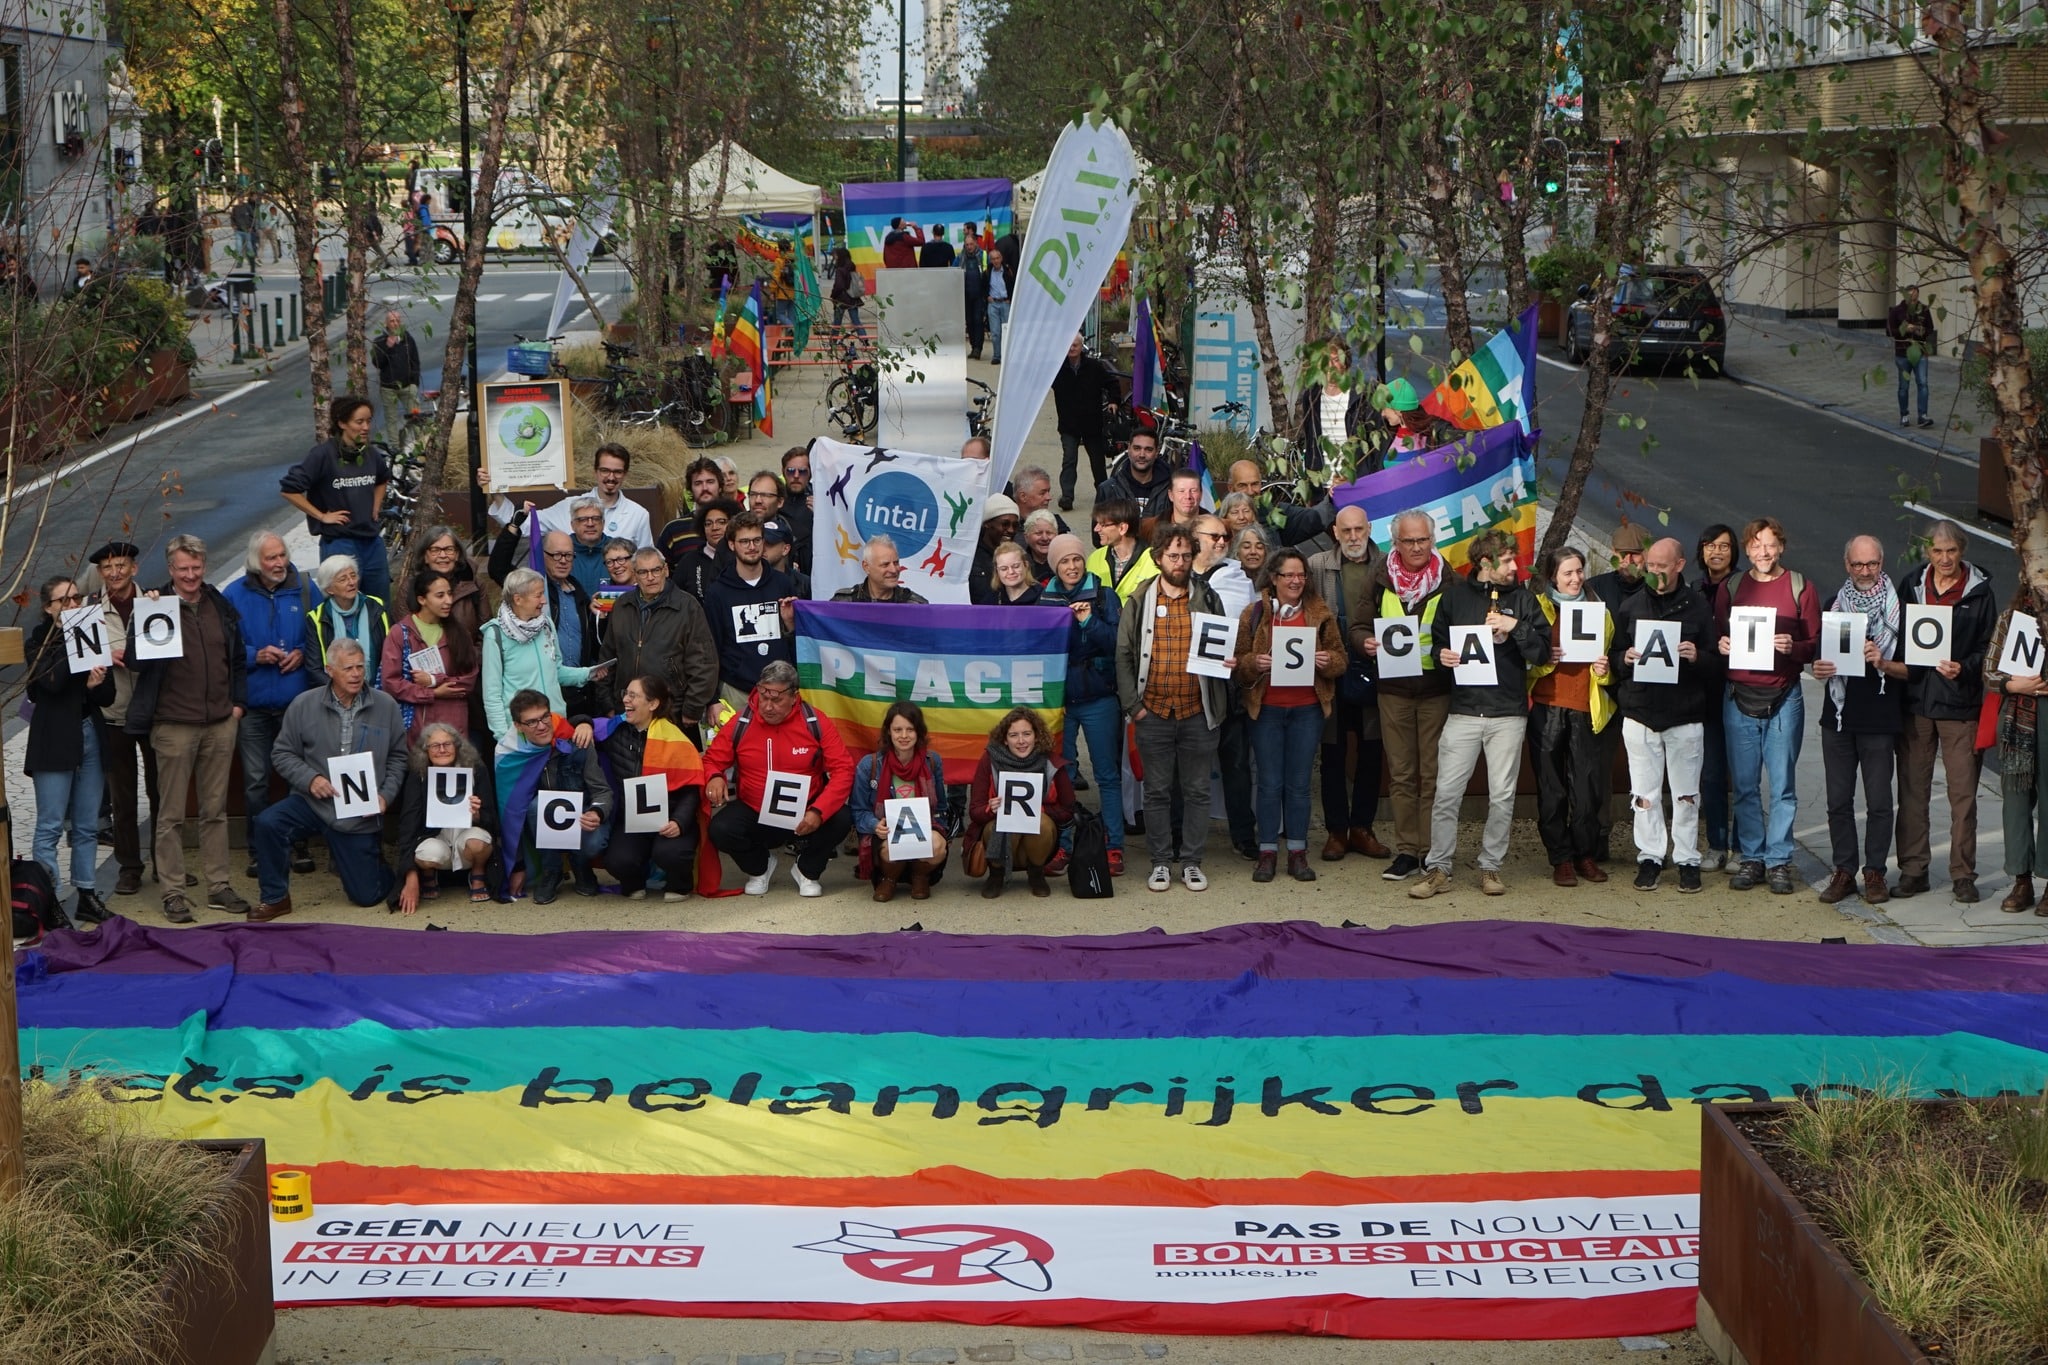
left=287, top=1162, right=1697, bottom=1207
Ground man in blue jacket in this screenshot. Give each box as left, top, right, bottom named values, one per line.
left=223, top=530, right=323, bottom=878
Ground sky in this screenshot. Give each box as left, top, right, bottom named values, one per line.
left=858, top=0, right=987, bottom=110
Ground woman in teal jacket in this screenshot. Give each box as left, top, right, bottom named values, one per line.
left=481, top=568, right=604, bottom=739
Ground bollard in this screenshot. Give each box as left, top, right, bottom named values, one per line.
left=274, top=304, right=285, bottom=349
left=259, top=300, right=271, bottom=353
left=290, top=291, right=300, bottom=341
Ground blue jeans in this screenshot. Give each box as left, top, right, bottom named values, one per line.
left=1724, top=686, right=1805, bottom=867
left=1896, top=354, right=1929, bottom=419
left=254, top=792, right=393, bottom=907
left=1700, top=704, right=1731, bottom=853
left=320, top=534, right=390, bottom=610
left=831, top=303, right=865, bottom=336
left=988, top=299, right=1011, bottom=361
left=524, top=815, right=612, bottom=886
left=1251, top=702, right=1323, bottom=850
left=32, top=719, right=103, bottom=892
left=1060, top=694, right=1124, bottom=851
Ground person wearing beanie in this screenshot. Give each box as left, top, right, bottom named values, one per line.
left=970, top=495, right=1022, bottom=604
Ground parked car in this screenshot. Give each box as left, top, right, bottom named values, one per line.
left=1564, top=265, right=1726, bottom=374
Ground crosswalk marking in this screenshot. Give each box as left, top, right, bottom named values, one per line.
left=516, top=291, right=552, bottom=302
left=476, top=293, right=504, bottom=302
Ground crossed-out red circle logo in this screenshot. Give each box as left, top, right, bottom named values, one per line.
left=797, top=1220, right=1055, bottom=1292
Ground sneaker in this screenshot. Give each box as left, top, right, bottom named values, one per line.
left=1634, top=859, right=1662, bottom=891
left=1918, top=416, right=1935, bottom=428
left=1767, top=864, right=1796, bottom=895
left=1382, top=853, right=1421, bottom=881
left=574, top=867, right=600, bottom=897
left=1408, top=868, right=1451, bottom=899
left=1713, top=850, right=1732, bottom=873
left=790, top=865, right=824, bottom=898
left=1045, top=849, right=1070, bottom=875
left=1899, top=414, right=1911, bottom=427
left=1147, top=865, right=1171, bottom=893
left=1183, top=864, right=1208, bottom=892
left=113, top=866, right=143, bottom=896
left=1678, top=865, right=1703, bottom=894
left=744, top=853, right=780, bottom=896
left=1107, top=849, right=1125, bottom=877
left=1480, top=870, right=1506, bottom=896
left=209, top=883, right=251, bottom=915
left=162, top=894, right=195, bottom=924
left=1729, top=860, right=1765, bottom=891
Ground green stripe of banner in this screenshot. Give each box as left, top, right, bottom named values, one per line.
left=797, top=665, right=1067, bottom=711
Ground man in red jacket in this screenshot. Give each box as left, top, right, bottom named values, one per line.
left=703, top=660, right=856, bottom=897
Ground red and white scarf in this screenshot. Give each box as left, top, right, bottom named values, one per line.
left=1386, top=551, right=1444, bottom=610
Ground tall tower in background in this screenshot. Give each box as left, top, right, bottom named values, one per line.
left=922, top=0, right=963, bottom=116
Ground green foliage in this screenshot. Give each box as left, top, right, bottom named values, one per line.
left=1959, top=329, right=2048, bottom=420
left=1530, top=241, right=1606, bottom=299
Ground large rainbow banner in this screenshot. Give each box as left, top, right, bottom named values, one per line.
left=841, top=179, right=1013, bottom=289
left=18, top=919, right=2048, bottom=1337
left=1333, top=423, right=1538, bottom=571
left=794, top=600, right=1068, bottom=785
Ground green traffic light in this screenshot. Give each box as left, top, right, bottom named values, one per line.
left=1544, top=179, right=1561, bottom=194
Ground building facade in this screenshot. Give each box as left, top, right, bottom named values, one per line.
left=1, top=0, right=132, bottom=291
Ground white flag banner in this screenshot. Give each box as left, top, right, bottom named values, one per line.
left=544, top=161, right=619, bottom=339
left=808, top=437, right=991, bottom=605
left=987, top=118, right=1143, bottom=490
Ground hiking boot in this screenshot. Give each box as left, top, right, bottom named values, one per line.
left=1767, top=864, right=1797, bottom=895
left=209, top=883, right=251, bottom=915
left=908, top=866, right=932, bottom=899
left=1287, top=850, right=1316, bottom=882
left=1861, top=871, right=1890, bottom=905
left=2000, top=876, right=2034, bottom=913
left=1553, top=861, right=1578, bottom=887
left=1382, top=853, right=1421, bottom=881
left=162, top=894, right=195, bottom=925
left=1953, top=878, right=1979, bottom=904
left=1678, top=865, right=1703, bottom=894
left=113, top=866, right=142, bottom=896
left=1253, top=851, right=1278, bottom=883
left=72, top=889, right=110, bottom=926
left=1634, top=859, right=1662, bottom=892
left=873, top=871, right=900, bottom=903
left=1348, top=827, right=1390, bottom=858
left=1729, top=860, right=1765, bottom=891
left=1480, top=870, right=1507, bottom=896
left=1408, top=868, right=1451, bottom=899
left=1575, top=856, right=1608, bottom=883
left=1891, top=872, right=1930, bottom=898
left=1321, top=833, right=1349, bottom=861
left=1817, top=869, right=1856, bottom=904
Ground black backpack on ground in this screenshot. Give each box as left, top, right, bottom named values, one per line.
left=1066, top=810, right=1114, bottom=899
left=11, top=856, right=64, bottom=944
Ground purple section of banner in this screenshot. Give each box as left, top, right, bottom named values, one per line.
left=1333, top=423, right=1531, bottom=518
left=26, top=917, right=2048, bottom=997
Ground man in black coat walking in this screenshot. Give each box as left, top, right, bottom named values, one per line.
left=1050, top=336, right=1122, bottom=512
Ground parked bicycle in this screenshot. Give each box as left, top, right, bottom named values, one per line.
left=826, top=339, right=877, bottom=440
left=966, top=378, right=995, bottom=438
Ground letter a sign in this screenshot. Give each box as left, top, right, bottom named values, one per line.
left=883, top=797, right=934, bottom=861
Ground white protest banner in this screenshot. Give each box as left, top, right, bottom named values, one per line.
left=1560, top=601, right=1607, bottom=664
left=994, top=770, right=1047, bottom=836
left=1999, top=612, right=2045, bottom=677
left=1187, top=613, right=1238, bottom=679
left=61, top=604, right=111, bottom=673
left=535, top=791, right=584, bottom=849
left=425, top=766, right=473, bottom=828
left=1727, top=606, right=1777, bottom=671
left=1819, top=611, right=1868, bottom=678
left=759, top=772, right=813, bottom=831
left=544, top=159, right=618, bottom=340
left=883, top=797, right=935, bottom=861
left=807, top=437, right=992, bottom=606
left=1269, top=626, right=1317, bottom=687
left=1449, top=625, right=1496, bottom=686
left=1905, top=604, right=1953, bottom=667
left=1373, top=616, right=1424, bottom=679
left=130, top=596, right=183, bottom=661
left=623, top=775, right=669, bottom=833
left=328, top=752, right=381, bottom=820
left=987, top=118, right=1143, bottom=490
left=1631, top=619, right=1680, bottom=685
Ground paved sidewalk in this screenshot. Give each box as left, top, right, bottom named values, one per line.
left=1722, top=312, right=1980, bottom=460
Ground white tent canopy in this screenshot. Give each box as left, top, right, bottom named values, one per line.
left=684, top=142, right=820, bottom=218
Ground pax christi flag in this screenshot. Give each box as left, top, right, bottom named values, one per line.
left=1421, top=304, right=1539, bottom=437
left=731, top=280, right=772, bottom=437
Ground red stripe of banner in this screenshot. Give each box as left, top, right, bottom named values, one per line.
left=278, top=1289, right=1700, bottom=1340
left=286, top=1163, right=1697, bottom=1207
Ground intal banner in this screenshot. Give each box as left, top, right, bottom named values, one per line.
left=807, top=436, right=990, bottom=605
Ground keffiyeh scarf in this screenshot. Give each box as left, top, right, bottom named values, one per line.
left=1827, top=576, right=1901, bottom=728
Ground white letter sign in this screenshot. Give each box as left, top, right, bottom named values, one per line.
left=1373, top=617, right=1423, bottom=679
left=535, top=791, right=584, bottom=849
left=1449, top=626, right=1496, bottom=686
left=1631, top=619, right=1679, bottom=685
left=1819, top=611, right=1867, bottom=679
left=61, top=604, right=111, bottom=673
left=1270, top=625, right=1317, bottom=687
left=623, top=774, right=668, bottom=833
left=1905, top=604, right=1953, bottom=668
left=1728, top=606, right=1777, bottom=671
left=328, top=752, right=381, bottom=820
left=425, top=766, right=473, bottom=828
left=1999, top=612, right=2045, bottom=678
left=1560, top=602, right=1606, bottom=664
left=883, top=797, right=935, bottom=862
left=758, top=771, right=812, bottom=831
left=130, top=596, right=184, bottom=662
left=994, top=770, right=1047, bottom=836
left=1186, top=613, right=1238, bottom=679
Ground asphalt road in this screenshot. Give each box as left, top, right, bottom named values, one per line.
left=0, top=258, right=633, bottom=628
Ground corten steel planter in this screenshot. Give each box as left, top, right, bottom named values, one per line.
left=159, top=1138, right=276, bottom=1365
left=1980, top=436, right=2014, bottom=524
left=144, top=348, right=194, bottom=408
left=1697, top=1103, right=1927, bottom=1365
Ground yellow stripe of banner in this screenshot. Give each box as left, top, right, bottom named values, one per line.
left=136, top=1083, right=1700, bottom=1181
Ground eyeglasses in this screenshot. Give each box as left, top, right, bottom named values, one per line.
left=1274, top=571, right=1307, bottom=580
left=427, top=543, right=457, bottom=556
left=1848, top=560, right=1884, bottom=570
left=634, top=566, right=666, bottom=578
left=604, top=555, right=631, bottom=566
left=573, top=515, right=603, bottom=525
left=50, top=592, right=80, bottom=604
left=515, top=713, right=552, bottom=730
left=426, top=741, right=457, bottom=752
left=1396, top=536, right=1433, bottom=547
left=1197, top=531, right=1226, bottom=542
left=544, top=550, right=575, bottom=561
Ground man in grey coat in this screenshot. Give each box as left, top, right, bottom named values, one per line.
left=250, top=638, right=407, bottom=920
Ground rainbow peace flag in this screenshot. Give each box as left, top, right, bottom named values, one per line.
left=1421, top=305, right=1540, bottom=436
left=18, top=920, right=2047, bottom=1336
left=1333, top=423, right=1537, bottom=570
left=730, top=281, right=771, bottom=437
left=793, top=600, right=1067, bottom=784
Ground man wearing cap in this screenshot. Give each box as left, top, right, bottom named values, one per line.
left=748, top=470, right=804, bottom=576
left=86, top=540, right=157, bottom=896
left=970, top=494, right=1023, bottom=605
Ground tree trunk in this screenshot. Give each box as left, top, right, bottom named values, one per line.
left=1304, top=169, right=1339, bottom=340
left=334, top=0, right=371, bottom=400
left=418, top=0, right=534, bottom=514
left=1420, top=153, right=1475, bottom=357
left=1234, top=193, right=1293, bottom=425
left=269, top=0, right=331, bottom=437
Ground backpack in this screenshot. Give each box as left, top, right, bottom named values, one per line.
left=11, top=856, right=63, bottom=944
left=847, top=270, right=866, bottom=301
left=1066, top=810, right=1114, bottom=899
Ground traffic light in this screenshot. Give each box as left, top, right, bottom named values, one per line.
left=1539, top=137, right=1566, bottom=198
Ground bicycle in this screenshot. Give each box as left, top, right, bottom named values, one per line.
left=825, top=338, right=878, bottom=440
left=965, top=378, right=994, bottom=437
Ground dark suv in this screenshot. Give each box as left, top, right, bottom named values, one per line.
left=1565, top=265, right=1726, bottom=374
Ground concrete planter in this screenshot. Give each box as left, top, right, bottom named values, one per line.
left=1697, top=1103, right=1927, bottom=1365
left=159, top=1138, right=276, bottom=1365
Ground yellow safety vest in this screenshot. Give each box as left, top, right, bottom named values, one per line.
left=1379, top=589, right=1443, bottom=670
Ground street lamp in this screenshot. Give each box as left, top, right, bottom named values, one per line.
left=896, top=0, right=908, bottom=181
left=450, top=0, right=484, bottom=539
